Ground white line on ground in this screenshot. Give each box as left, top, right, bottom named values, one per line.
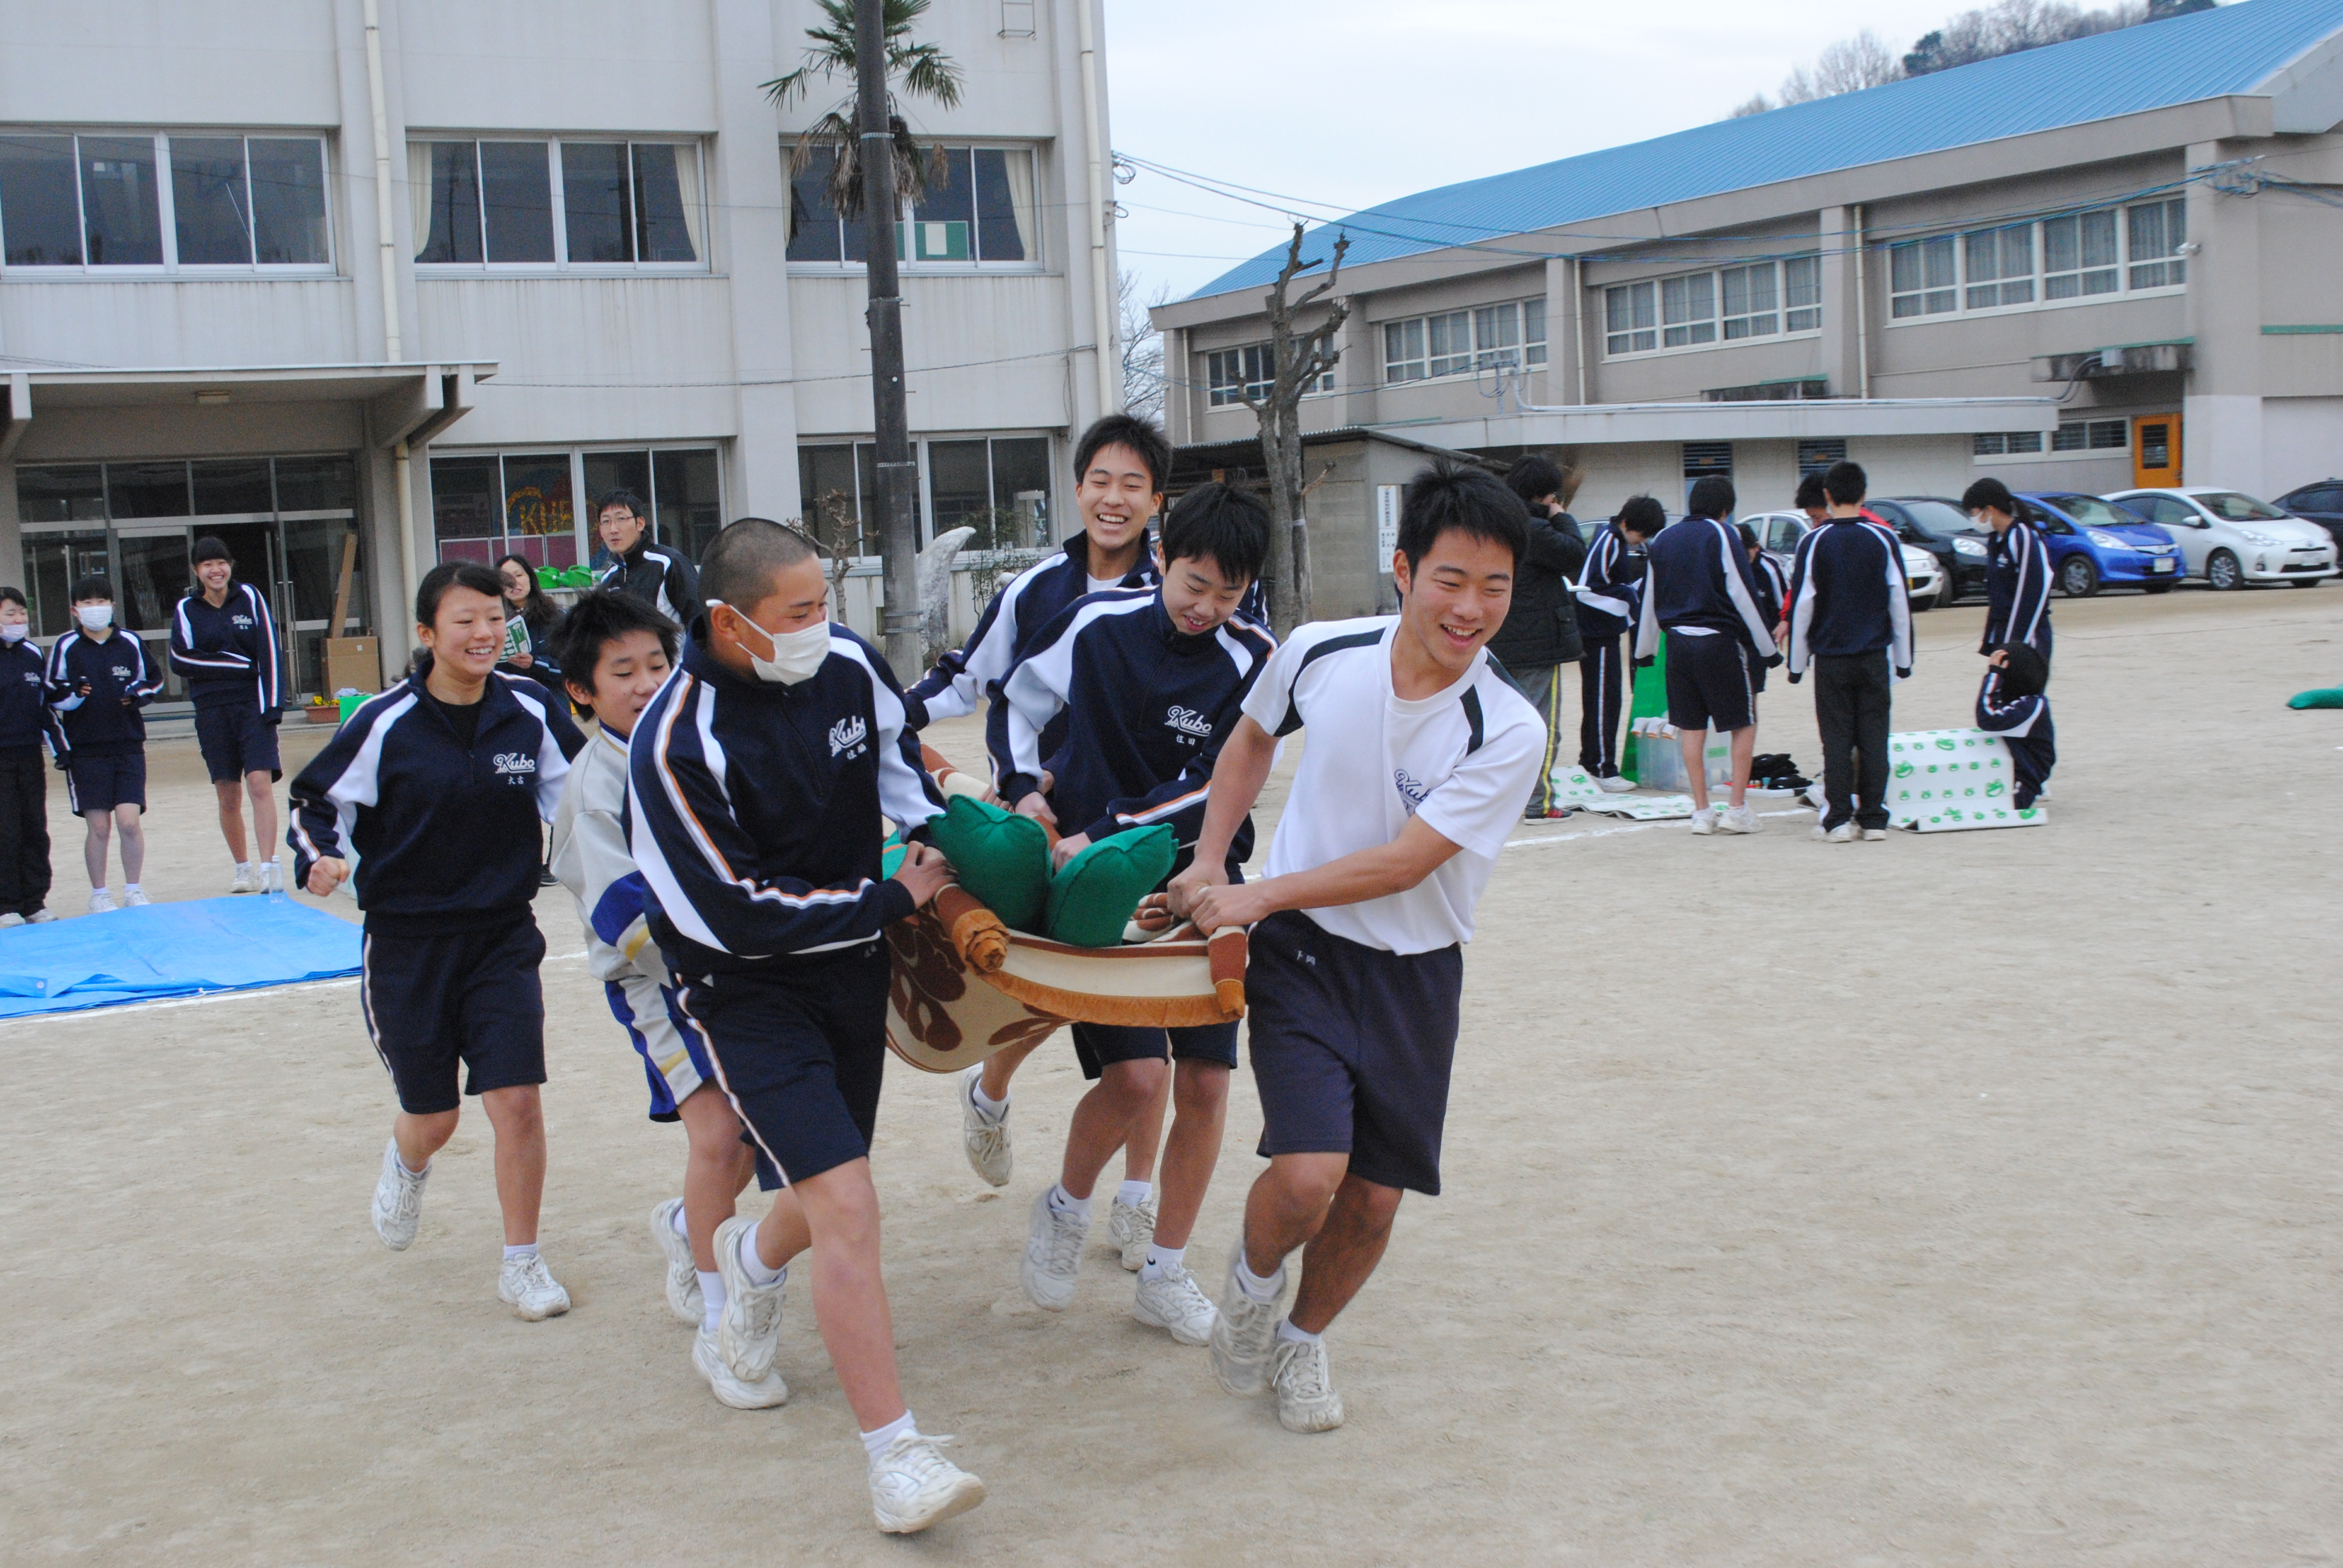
left=1506, top=807, right=1811, bottom=849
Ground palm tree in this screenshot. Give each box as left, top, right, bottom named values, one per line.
left=764, top=0, right=964, bottom=227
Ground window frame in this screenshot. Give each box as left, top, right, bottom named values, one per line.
left=784, top=142, right=1046, bottom=275
left=409, top=134, right=709, bottom=275
left=800, top=432, right=1056, bottom=558
left=427, top=442, right=727, bottom=568
left=1887, top=200, right=2186, bottom=327
left=0, top=129, right=335, bottom=276
left=1379, top=297, right=1547, bottom=386
left=1603, top=256, right=1821, bottom=362
left=1206, top=343, right=1331, bottom=406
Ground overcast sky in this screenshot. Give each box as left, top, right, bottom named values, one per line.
left=1103, top=0, right=1973, bottom=304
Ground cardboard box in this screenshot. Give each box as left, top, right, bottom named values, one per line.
left=324, top=636, right=382, bottom=696
left=1886, top=729, right=2046, bottom=831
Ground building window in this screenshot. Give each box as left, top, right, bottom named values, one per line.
left=928, top=435, right=1052, bottom=549
left=1607, top=257, right=1817, bottom=358
left=1972, top=431, right=2045, bottom=456
left=1796, top=438, right=1846, bottom=473
left=1889, top=235, right=1958, bottom=318
left=2042, top=209, right=2117, bottom=299
left=1720, top=264, right=1776, bottom=339
left=2127, top=198, right=2186, bottom=290
left=1383, top=298, right=1545, bottom=384
left=2051, top=419, right=2128, bottom=452
left=0, top=131, right=329, bottom=270
left=1683, top=442, right=1733, bottom=479
left=1209, top=343, right=1332, bottom=405
left=787, top=145, right=1038, bottom=268
left=1890, top=200, right=2183, bottom=323
left=1661, top=273, right=1715, bottom=347
left=1783, top=255, right=1821, bottom=332
left=580, top=449, right=725, bottom=563
left=411, top=138, right=704, bottom=269
left=1964, top=223, right=2034, bottom=309
left=1605, top=281, right=1656, bottom=356
left=431, top=446, right=722, bottom=567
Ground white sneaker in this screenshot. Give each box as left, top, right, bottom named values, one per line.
left=958, top=1067, right=1011, bottom=1187
left=24, top=908, right=56, bottom=923
left=1716, top=804, right=1760, bottom=834
left=229, top=865, right=258, bottom=895
left=125, top=889, right=151, bottom=907
left=1596, top=773, right=1637, bottom=794
left=1107, top=1196, right=1156, bottom=1271
left=693, top=1325, right=787, bottom=1409
left=371, top=1137, right=428, bottom=1250
left=713, top=1215, right=786, bottom=1383
left=1270, top=1336, right=1346, bottom=1433
left=1020, top=1189, right=1087, bottom=1311
left=498, top=1252, right=571, bottom=1321
left=1862, top=828, right=1887, bottom=841
left=869, top=1432, right=986, bottom=1534
left=650, top=1198, right=701, bottom=1325
left=1132, top=1263, right=1217, bottom=1345
left=1209, top=1242, right=1286, bottom=1396
left=88, top=890, right=115, bottom=913
left=1804, top=780, right=1829, bottom=811
left=1689, top=808, right=1718, bottom=835
left=0, top=912, right=21, bottom=928
left=1813, top=822, right=1856, bottom=843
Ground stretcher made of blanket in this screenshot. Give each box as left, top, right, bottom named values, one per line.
left=883, top=750, right=1247, bottom=1073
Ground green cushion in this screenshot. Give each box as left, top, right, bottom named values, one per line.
left=925, top=795, right=1050, bottom=930
left=880, top=831, right=906, bottom=880
left=2287, top=687, right=2343, bottom=710
left=1046, top=826, right=1178, bottom=948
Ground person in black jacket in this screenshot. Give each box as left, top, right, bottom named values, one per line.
left=170, top=536, right=286, bottom=895
left=1783, top=463, right=1914, bottom=840
left=289, top=560, right=586, bottom=1322
left=0, top=587, right=60, bottom=924
left=1573, top=497, right=1657, bottom=789
left=1488, top=456, right=1587, bottom=818
left=1964, top=476, right=2056, bottom=806
left=594, top=488, right=703, bottom=626
left=47, top=575, right=165, bottom=910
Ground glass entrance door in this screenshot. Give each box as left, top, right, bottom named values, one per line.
left=112, top=524, right=195, bottom=699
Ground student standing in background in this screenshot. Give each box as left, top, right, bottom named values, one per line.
left=1489, top=456, right=1585, bottom=819
left=47, top=576, right=163, bottom=910
left=1783, top=462, right=1913, bottom=841
left=1572, top=497, right=1659, bottom=793
left=0, top=587, right=59, bottom=924
left=170, top=537, right=286, bottom=895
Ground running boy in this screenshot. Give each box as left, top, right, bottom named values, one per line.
left=992, top=482, right=1276, bottom=1345
left=1169, top=464, right=1544, bottom=1434
left=1572, top=497, right=1658, bottom=791
left=169, top=536, right=286, bottom=895
left=0, top=587, right=59, bottom=925
left=1633, top=477, right=1780, bottom=834
left=1783, top=462, right=1913, bottom=841
left=547, top=589, right=773, bottom=1408
left=45, top=576, right=163, bottom=910
left=627, top=519, right=983, bottom=1534
left=288, top=561, right=584, bottom=1320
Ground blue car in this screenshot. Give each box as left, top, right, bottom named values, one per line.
left=2015, top=492, right=2184, bottom=597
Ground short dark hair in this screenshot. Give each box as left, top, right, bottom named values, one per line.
left=700, top=516, right=818, bottom=611
left=598, top=488, right=648, bottom=522
left=1396, top=463, right=1528, bottom=573
left=191, top=535, right=233, bottom=567
left=1159, top=482, right=1269, bottom=587
left=1073, top=414, right=1172, bottom=496
left=1793, top=471, right=1827, bottom=511
left=1735, top=521, right=1761, bottom=553
left=0, top=586, right=26, bottom=611
left=1962, top=477, right=2017, bottom=515
left=415, top=560, right=506, bottom=626
left=1504, top=455, right=1565, bottom=508
left=1686, top=475, right=1736, bottom=520
left=70, top=573, right=114, bottom=603
left=553, top=588, right=679, bottom=694
left=1617, top=495, right=1665, bottom=538
left=1823, top=461, right=1868, bottom=507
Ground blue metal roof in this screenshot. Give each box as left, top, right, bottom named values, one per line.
left=1187, top=0, right=2343, bottom=300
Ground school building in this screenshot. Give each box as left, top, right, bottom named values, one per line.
left=1153, top=0, right=2343, bottom=620
left=0, top=0, right=1121, bottom=701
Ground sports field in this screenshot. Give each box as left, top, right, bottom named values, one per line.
left=2, top=587, right=2337, bottom=1564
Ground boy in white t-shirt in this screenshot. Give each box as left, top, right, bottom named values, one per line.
left=1167, top=464, right=1544, bottom=1434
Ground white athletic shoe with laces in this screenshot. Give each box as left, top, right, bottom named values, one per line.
left=713, top=1215, right=787, bottom=1383
left=1688, top=808, right=1718, bottom=835
left=1107, top=1196, right=1156, bottom=1270
left=124, top=889, right=151, bottom=906
left=229, top=865, right=258, bottom=895
left=1132, top=1263, right=1218, bottom=1345
left=1862, top=828, right=1887, bottom=841
left=1270, top=1336, right=1346, bottom=1432
left=88, top=890, right=116, bottom=913
left=1716, top=803, right=1760, bottom=834
left=1596, top=773, right=1637, bottom=794
left=371, top=1137, right=428, bottom=1250
left=869, top=1432, right=986, bottom=1534
left=650, top=1198, right=701, bottom=1325
left=498, top=1252, right=571, bottom=1321
left=1813, top=822, right=1857, bottom=843
left=958, top=1067, right=1011, bottom=1187
left=693, top=1325, right=788, bottom=1409
left=1209, top=1242, right=1286, bottom=1396
left=1020, top=1190, right=1088, bottom=1310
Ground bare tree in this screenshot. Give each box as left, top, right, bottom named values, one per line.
left=1729, top=92, right=1773, bottom=118
left=1238, top=223, right=1349, bottom=634
left=1119, top=269, right=1168, bottom=425
left=1778, top=30, right=1902, bottom=103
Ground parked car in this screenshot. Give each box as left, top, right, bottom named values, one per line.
left=2103, top=487, right=2341, bottom=589
left=2014, top=492, right=2184, bottom=596
left=2273, top=479, right=2343, bottom=550
left=1746, top=511, right=1945, bottom=610
left=1867, top=497, right=1989, bottom=606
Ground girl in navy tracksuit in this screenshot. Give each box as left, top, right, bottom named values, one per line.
left=47, top=575, right=165, bottom=910
left=1962, top=477, right=2056, bottom=805
left=1573, top=498, right=1659, bottom=781
left=288, top=560, right=584, bottom=1321
left=170, top=535, right=286, bottom=894
left=0, top=587, right=60, bottom=923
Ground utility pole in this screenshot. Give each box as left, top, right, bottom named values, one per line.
left=857, top=0, right=920, bottom=681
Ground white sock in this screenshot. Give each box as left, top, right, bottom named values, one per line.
left=669, top=1202, right=688, bottom=1238
left=1235, top=1252, right=1285, bottom=1304
left=969, top=1079, right=1009, bottom=1120
left=1047, top=1183, right=1092, bottom=1225
left=236, top=861, right=253, bottom=875
left=1276, top=1318, right=1322, bottom=1347
left=698, top=1270, right=725, bottom=1336
left=1139, top=1243, right=1185, bottom=1281
left=860, top=1410, right=919, bottom=1463
left=124, top=883, right=142, bottom=895
left=503, top=1243, right=537, bottom=1263
left=736, top=1222, right=785, bottom=1288
left=396, top=1151, right=428, bottom=1178
left=1116, top=1179, right=1152, bottom=1209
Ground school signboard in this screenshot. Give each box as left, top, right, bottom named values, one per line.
left=1886, top=730, right=2046, bottom=832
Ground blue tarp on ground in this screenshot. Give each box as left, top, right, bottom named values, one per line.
left=0, top=896, right=362, bottom=1019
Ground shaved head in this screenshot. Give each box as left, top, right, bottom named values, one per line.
left=699, top=517, right=818, bottom=611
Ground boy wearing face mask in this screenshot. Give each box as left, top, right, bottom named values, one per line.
left=627, top=519, right=985, bottom=1536
left=45, top=577, right=165, bottom=912
left=0, top=587, right=61, bottom=925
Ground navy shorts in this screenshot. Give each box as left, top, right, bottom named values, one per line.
left=66, top=751, right=146, bottom=814
left=1663, top=630, right=1755, bottom=733
left=1072, top=1019, right=1240, bottom=1080
left=668, top=940, right=890, bottom=1189
left=361, top=914, right=548, bottom=1116
left=195, top=704, right=281, bottom=783
left=1244, top=910, right=1463, bottom=1197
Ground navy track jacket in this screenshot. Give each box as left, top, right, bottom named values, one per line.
left=629, top=622, right=943, bottom=973
left=169, top=583, right=283, bottom=714
left=1982, top=523, right=2053, bottom=655
left=1572, top=523, right=1646, bottom=639
left=287, top=662, right=585, bottom=932
left=1633, top=517, right=1780, bottom=664
left=45, top=630, right=165, bottom=757
left=598, top=538, right=704, bottom=628
left=992, top=587, right=1276, bottom=860
left=1784, top=518, right=1915, bottom=678
left=0, top=638, right=64, bottom=755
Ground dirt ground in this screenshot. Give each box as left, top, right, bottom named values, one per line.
left=2, top=586, right=2338, bottom=1565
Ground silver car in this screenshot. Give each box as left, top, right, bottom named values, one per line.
left=1748, top=511, right=1946, bottom=610
left=2105, top=486, right=2339, bottom=589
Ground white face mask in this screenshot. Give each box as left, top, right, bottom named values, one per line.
left=0, top=623, right=26, bottom=642
left=710, top=599, right=830, bottom=685
left=76, top=604, right=114, bottom=631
